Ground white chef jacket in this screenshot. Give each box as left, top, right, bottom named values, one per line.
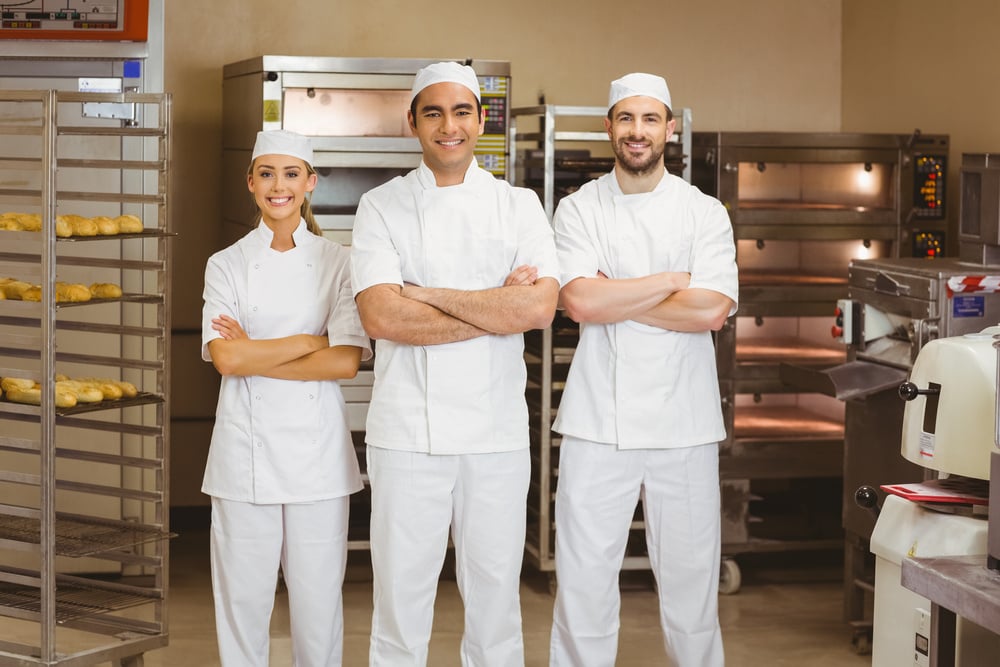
left=201, top=220, right=371, bottom=503
left=351, top=159, right=558, bottom=454
left=552, top=169, right=738, bottom=449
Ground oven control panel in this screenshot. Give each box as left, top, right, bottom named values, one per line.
left=913, top=154, right=946, bottom=218
left=912, top=230, right=945, bottom=258
left=476, top=75, right=509, bottom=177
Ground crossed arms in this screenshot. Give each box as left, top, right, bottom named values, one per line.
left=559, top=271, right=733, bottom=333
left=207, top=316, right=363, bottom=381
left=355, top=265, right=559, bottom=346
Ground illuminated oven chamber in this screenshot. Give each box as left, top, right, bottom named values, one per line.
left=691, top=131, right=950, bottom=634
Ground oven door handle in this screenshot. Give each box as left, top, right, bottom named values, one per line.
left=871, top=271, right=911, bottom=297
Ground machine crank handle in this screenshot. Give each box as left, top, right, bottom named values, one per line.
left=854, top=485, right=881, bottom=518
left=897, top=381, right=940, bottom=401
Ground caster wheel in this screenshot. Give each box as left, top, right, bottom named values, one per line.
left=851, top=630, right=872, bottom=655
left=719, top=558, right=741, bottom=595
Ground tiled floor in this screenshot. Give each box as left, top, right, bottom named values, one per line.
left=144, top=529, right=872, bottom=666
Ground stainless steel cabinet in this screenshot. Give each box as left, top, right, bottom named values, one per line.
left=0, top=90, right=171, bottom=666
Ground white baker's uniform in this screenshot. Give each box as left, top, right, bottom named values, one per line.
left=351, top=159, right=558, bottom=667
left=201, top=220, right=371, bottom=667
left=549, top=170, right=737, bottom=667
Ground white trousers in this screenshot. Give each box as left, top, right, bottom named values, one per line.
left=550, top=438, right=724, bottom=667
left=366, top=445, right=530, bottom=667
left=210, top=496, right=350, bottom=667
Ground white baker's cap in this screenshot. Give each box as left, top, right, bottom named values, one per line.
left=250, top=129, right=314, bottom=166
left=411, top=61, right=481, bottom=103
left=608, top=73, right=672, bottom=111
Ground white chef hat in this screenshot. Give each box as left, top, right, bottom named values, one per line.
left=411, top=61, right=481, bottom=103
left=250, top=129, right=314, bottom=166
left=608, top=72, right=672, bottom=111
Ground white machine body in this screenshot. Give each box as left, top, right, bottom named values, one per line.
left=901, top=327, right=1000, bottom=480
left=872, top=326, right=1000, bottom=666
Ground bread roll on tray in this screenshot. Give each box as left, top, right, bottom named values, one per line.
left=89, top=282, right=123, bottom=299
left=114, top=214, right=144, bottom=233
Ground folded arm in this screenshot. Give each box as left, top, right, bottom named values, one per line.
left=633, top=287, right=734, bottom=332
left=402, top=269, right=558, bottom=335
left=561, top=271, right=732, bottom=332
left=260, top=344, right=364, bottom=381
left=357, top=265, right=558, bottom=345
left=356, top=283, right=489, bottom=345
left=559, top=271, right=690, bottom=324
left=207, top=314, right=362, bottom=380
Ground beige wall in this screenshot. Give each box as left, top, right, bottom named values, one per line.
left=165, top=0, right=843, bottom=506
left=842, top=0, right=998, bottom=254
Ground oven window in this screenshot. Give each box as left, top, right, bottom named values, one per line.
left=738, top=162, right=896, bottom=212
left=283, top=88, right=411, bottom=137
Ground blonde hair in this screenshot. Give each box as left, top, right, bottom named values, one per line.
left=247, top=160, right=323, bottom=236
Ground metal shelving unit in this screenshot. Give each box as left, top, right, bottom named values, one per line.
left=509, top=104, right=692, bottom=576
left=0, top=90, right=171, bottom=666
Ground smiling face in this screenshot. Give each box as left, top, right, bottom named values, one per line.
left=605, top=95, right=676, bottom=177
left=408, top=81, right=485, bottom=186
left=247, top=154, right=317, bottom=229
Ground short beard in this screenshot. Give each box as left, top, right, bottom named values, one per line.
left=613, top=139, right=665, bottom=177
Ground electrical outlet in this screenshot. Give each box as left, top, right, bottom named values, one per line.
left=914, top=606, right=930, bottom=667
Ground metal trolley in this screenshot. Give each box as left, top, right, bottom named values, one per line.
left=0, top=90, right=172, bottom=666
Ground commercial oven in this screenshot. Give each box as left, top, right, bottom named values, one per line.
left=221, top=55, right=511, bottom=247
left=782, top=152, right=1000, bottom=651
left=691, top=131, right=950, bottom=595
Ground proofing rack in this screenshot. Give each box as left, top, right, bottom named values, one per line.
left=0, top=514, right=174, bottom=559
left=0, top=569, right=160, bottom=625
left=0, top=89, right=172, bottom=666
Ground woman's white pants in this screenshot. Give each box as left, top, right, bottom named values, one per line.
left=210, top=496, right=350, bottom=667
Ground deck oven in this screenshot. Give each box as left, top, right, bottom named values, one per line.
left=691, top=131, right=950, bottom=603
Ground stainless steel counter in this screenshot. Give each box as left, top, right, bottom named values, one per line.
left=901, top=555, right=1000, bottom=667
